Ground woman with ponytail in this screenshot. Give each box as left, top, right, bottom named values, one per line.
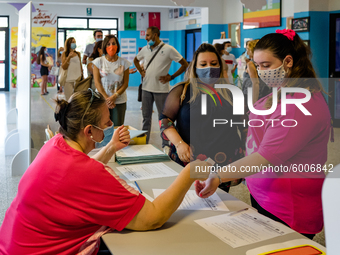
left=0, top=89, right=210, bottom=254
left=196, top=29, right=332, bottom=239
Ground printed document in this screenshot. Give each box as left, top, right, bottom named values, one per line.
left=116, top=163, right=178, bottom=181
left=195, top=209, right=294, bottom=248
left=153, top=189, right=229, bottom=211
left=116, top=144, right=164, bottom=157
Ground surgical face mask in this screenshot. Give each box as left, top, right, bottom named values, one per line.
left=70, top=43, right=77, bottom=50
left=245, top=52, right=250, bottom=59
left=106, top=45, right=117, bottom=57
left=196, top=66, right=221, bottom=85
left=60, top=51, right=63, bottom=54
left=226, top=46, right=232, bottom=53
left=257, top=60, right=287, bottom=88
left=96, top=38, right=102, bottom=42
left=91, top=124, right=114, bottom=147
left=147, top=34, right=155, bottom=47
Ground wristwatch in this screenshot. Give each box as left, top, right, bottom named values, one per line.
left=170, top=75, right=175, bottom=80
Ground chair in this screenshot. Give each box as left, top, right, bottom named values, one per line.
left=44, top=125, right=54, bottom=143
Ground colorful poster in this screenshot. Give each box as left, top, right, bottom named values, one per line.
left=148, top=12, right=161, bottom=30
left=124, top=12, right=137, bottom=31
left=184, top=8, right=189, bottom=17
left=179, top=8, right=184, bottom=18
left=243, top=0, right=281, bottom=29
left=11, top=27, right=56, bottom=88
left=174, top=9, right=179, bottom=19
left=169, top=9, right=173, bottom=19
left=137, top=12, right=148, bottom=31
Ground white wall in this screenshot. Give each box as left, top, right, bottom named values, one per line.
left=329, top=0, right=340, bottom=11
left=0, top=4, right=20, bottom=27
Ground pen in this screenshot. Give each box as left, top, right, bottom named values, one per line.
left=134, top=181, right=143, bottom=194
left=228, top=207, right=249, bottom=216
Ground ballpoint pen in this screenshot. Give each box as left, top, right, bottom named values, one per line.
left=134, top=181, right=143, bottom=194
left=228, top=207, right=249, bottom=216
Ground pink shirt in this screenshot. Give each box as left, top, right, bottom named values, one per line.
left=0, top=134, right=145, bottom=254
left=245, top=91, right=331, bottom=234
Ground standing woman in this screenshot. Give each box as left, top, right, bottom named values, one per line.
left=213, top=43, right=229, bottom=80
left=61, top=37, right=83, bottom=100
left=87, top=40, right=103, bottom=91
left=196, top=29, right=332, bottom=239
left=93, top=34, right=130, bottom=127
left=56, top=46, right=64, bottom=93
left=37, top=46, right=52, bottom=95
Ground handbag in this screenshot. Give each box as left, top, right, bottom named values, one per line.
left=74, top=75, right=93, bottom=93
left=58, top=67, right=67, bottom=86
left=137, top=43, right=165, bottom=102
left=50, top=66, right=59, bottom=76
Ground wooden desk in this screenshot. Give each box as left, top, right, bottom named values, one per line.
left=103, top=160, right=325, bottom=255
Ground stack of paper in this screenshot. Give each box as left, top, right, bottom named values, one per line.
left=115, top=144, right=170, bottom=165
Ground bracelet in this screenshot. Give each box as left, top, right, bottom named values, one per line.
left=211, top=171, right=222, bottom=185
left=175, top=140, right=183, bottom=149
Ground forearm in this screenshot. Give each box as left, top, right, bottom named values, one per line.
left=171, top=65, right=187, bottom=79
left=61, top=56, right=71, bottom=70
left=163, top=127, right=183, bottom=147
left=126, top=166, right=194, bottom=230
left=252, top=81, right=260, bottom=104
left=134, top=58, right=143, bottom=73
left=90, top=141, right=116, bottom=164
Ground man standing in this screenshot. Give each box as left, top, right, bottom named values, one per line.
left=82, top=29, right=103, bottom=64
left=134, top=26, right=188, bottom=151
left=222, top=41, right=237, bottom=84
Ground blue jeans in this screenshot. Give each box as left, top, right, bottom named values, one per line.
left=142, top=90, right=169, bottom=148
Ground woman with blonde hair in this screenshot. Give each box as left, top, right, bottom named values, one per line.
left=61, top=37, right=83, bottom=100
left=160, top=43, right=246, bottom=192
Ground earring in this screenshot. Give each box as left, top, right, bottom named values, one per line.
left=91, top=135, right=93, bottom=139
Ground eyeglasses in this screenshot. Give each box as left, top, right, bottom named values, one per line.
left=81, top=88, right=101, bottom=128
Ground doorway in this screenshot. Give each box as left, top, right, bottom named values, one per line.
left=185, top=29, right=201, bottom=64
left=0, top=16, right=9, bottom=91
left=329, top=13, right=340, bottom=127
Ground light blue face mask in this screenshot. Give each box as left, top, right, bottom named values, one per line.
left=196, top=66, right=221, bottom=84
left=70, top=43, right=77, bottom=50
left=91, top=124, right=114, bottom=148
left=96, top=38, right=102, bottom=42
left=245, top=52, right=250, bottom=59
left=148, top=40, right=155, bottom=47
left=226, top=46, right=232, bottom=53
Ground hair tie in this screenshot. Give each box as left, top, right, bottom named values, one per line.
left=276, top=29, right=296, bottom=41
left=54, top=104, right=69, bottom=130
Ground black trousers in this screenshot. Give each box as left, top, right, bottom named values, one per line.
left=250, top=195, right=316, bottom=240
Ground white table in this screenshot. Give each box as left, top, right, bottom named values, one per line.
left=103, top=160, right=325, bottom=255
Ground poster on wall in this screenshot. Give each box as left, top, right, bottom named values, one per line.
left=11, top=27, right=56, bottom=88
left=121, top=38, right=136, bottom=63
left=174, top=9, right=179, bottom=19
left=149, top=12, right=161, bottom=30
left=179, top=8, right=184, bottom=18
left=184, top=8, right=189, bottom=17
left=137, top=12, right=149, bottom=31
left=242, top=0, right=281, bottom=29
left=169, top=9, right=174, bottom=19
left=195, top=8, right=201, bottom=15
left=124, top=12, right=137, bottom=31
left=187, top=7, right=195, bottom=16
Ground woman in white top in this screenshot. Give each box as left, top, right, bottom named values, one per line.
left=61, top=37, right=83, bottom=100
left=93, top=34, right=130, bottom=128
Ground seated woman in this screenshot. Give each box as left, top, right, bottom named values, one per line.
left=159, top=43, right=246, bottom=192
left=0, top=89, right=210, bottom=254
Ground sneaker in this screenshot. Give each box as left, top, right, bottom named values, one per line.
left=163, top=145, right=170, bottom=155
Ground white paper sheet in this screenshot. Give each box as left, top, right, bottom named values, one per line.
left=195, top=209, right=294, bottom=248
left=127, top=183, right=154, bottom=202
left=116, top=144, right=164, bottom=157
left=153, top=189, right=229, bottom=211
left=116, top=163, right=179, bottom=181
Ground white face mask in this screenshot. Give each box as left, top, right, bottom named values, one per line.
left=257, top=60, right=287, bottom=87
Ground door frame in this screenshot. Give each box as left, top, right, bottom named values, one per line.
left=0, top=16, right=9, bottom=91
left=329, top=13, right=340, bottom=127
left=185, top=28, right=201, bottom=64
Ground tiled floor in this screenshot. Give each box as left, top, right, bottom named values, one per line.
left=1, top=87, right=339, bottom=247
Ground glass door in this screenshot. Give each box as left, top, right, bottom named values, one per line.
left=329, top=13, right=340, bottom=127
left=0, top=17, right=9, bottom=91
